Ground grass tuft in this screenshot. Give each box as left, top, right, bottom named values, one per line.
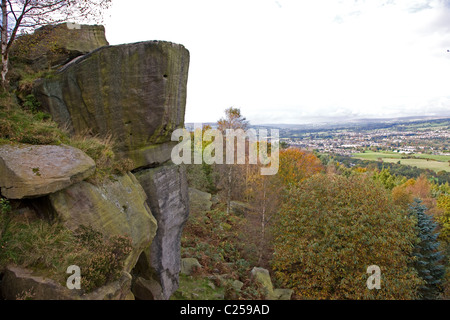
left=0, top=94, right=134, bottom=182
left=0, top=200, right=133, bottom=293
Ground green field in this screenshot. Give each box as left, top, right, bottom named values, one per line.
left=353, top=151, right=450, bottom=172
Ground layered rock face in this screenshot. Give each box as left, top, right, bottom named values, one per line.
left=34, top=40, right=190, bottom=169
left=48, top=172, right=157, bottom=272
left=1, top=25, right=190, bottom=300
left=134, top=163, right=190, bottom=300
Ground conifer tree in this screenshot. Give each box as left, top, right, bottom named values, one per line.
left=409, top=198, right=445, bottom=300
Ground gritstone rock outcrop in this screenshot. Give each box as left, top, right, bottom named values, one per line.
left=0, top=24, right=190, bottom=300
left=33, top=39, right=190, bottom=170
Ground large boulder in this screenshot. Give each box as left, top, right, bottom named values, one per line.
left=251, top=267, right=274, bottom=299
left=1, top=265, right=133, bottom=300
left=230, top=201, right=253, bottom=217
left=11, top=23, right=109, bottom=71
left=46, top=172, right=157, bottom=272
left=180, top=258, right=202, bottom=275
left=133, top=162, right=189, bottom=299
left=251, top=267, right=293, bottom=300
left=188, top=187, right=212, bottom=213
left=34, top=40, right=190, bottom=170
left=1, top=265, right=79, bottom=300
left=0, top=144, right=95, bottom=199
left=273, top=288, right=294, bottom=300
left=131, top=276, right=164, bottom=300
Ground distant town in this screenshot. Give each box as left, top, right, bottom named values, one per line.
left=253, top=117, right=450, bottom=158
left=283, top=125, right=450, bottom=157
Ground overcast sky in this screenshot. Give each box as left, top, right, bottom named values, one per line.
left=104, top=0, right=450, bottom=124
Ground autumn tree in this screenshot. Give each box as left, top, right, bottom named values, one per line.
left=217, top=107, right=249, bottom=132
left=1, top=0, right=111, bottom=89
left=277, top=148, right=323, bottom=188
left=408, top=175, right=433, bottom=203
left=272, top=173, right=422, bottom=299
left=436, top=194, right=450, bottom=244
left=436, top=193, right=450, bottom=298
left=245, top=162, right=281, bottom=265
left=185, top=124, right=218, bottom=193
left=391, top=175, right=438, bottom=214
left=216, top=107, right=249, bottom=214
left=392, top=178, right=416, bottom=208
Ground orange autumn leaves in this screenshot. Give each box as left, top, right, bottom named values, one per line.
left=278, top=148, right=324, bottom=187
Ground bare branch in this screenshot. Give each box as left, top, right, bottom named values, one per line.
left=7, top=0, right=18, bottom=21
left=6, top=0, right=29, bottom=49
left=1, top=0, right=111, bottom=87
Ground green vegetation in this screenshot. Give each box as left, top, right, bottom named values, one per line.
left=382, top=158, right=450, bottom=173
left=0, top=200, right=132, bottom=293
left=372, top=168, right=407, bottom=190
left=333, top=154, right=450, bottom=185
left=0, top=93, right=67, bottom=145
left=354, top=150, right=450, bottom=170
left=72, top=225, right=132, bottom=292
left=356, top=151, right=426, bottom=160
left=396, top=119, right=450, bottom=131
left=171, top=274, right=226, bottom=300
left=437, top=194, right=450, bottom=244
left=0, top=93, right=134, bottom=183
left=12, top=62, right=55, bottom=95
left=353, top=151, right=450, bottom=173
left=180, top=202, right=265, bottom=300
left=68, top=134, right=134, bottom=184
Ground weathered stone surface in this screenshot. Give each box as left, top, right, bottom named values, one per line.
left=1, top=265, right=133, bottom=300
left=11, top=23, right=108, bottom=71
left=47, top=172, right=157, bottom=272
left=251, top=267, right=274, bottom=299
left=250, top=267, right=292, bottom=300
left=180, top=258, right=202, bottom=275
left=211, top=194, right=220, bottom=206
left=85, top=271, right=133, bottom=300
left=119, top=141, right=178, bottom=170
left=34, top=40, right=190, bottom=169
left=230, top=201, right=253, bottom=217
left=134, top=162, right=190, bottom=299
left=188, top=187, right=212, bottom=213
left=132, top=276, right=164, bottom=300
left=273, top=288, right=294, bottom=300
left=1, top=265, right=79, bottom=300
left=0, top=144, right=95, bottom=199
left=231, top=280, right=244, bottom=291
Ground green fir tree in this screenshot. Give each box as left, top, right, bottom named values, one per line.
left=409, top=198, right=445, bottom=300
